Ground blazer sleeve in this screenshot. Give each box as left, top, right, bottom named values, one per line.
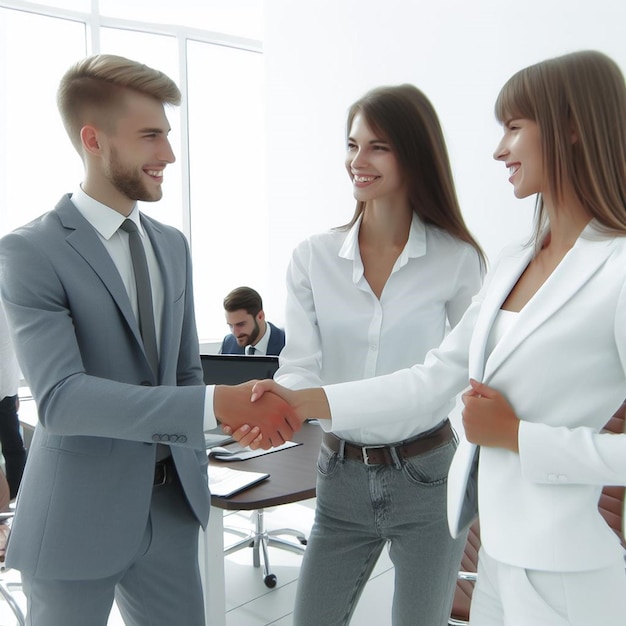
left=518, top=421, right=626, bottom=486
left=518, top=276, right=626, bottom=486
left=0, top=228, right=206, bottom=449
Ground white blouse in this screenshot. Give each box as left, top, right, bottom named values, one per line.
left=275, top=213, right=484, bottom=444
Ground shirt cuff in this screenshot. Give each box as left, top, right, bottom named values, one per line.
left=203, top=385, right=218, bottom=431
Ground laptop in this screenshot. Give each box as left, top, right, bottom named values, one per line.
left=201, top=354, right=280, bottom=448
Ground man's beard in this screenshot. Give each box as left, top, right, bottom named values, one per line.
left=238, top=318, right=260, bottom=346
left=107, top=147, right=162, bottom=202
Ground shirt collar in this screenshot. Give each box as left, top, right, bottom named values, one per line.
left=253, top=322, right=271, bottom=355
left=71, top=185, right=142, bottom=240
left=338, top=211, right=427, bottom=277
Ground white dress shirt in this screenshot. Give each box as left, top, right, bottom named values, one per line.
left=247, top=323, right=271, bottom=355
left=71, top=186, right=164, bottom=353
left=275, top=213, right=484, bottom=444
left=71, top=187, right=216, bottom=430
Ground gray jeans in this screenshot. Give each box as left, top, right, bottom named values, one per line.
left=294, top=434, right=466, bottom=626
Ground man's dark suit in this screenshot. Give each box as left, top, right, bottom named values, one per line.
left=220, top=321, right=285, bottom=355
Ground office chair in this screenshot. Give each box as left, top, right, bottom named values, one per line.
left=448, top=519, right=480, bottom=626
left=448, top=400, right=626, bottom=625
left=223, top=509, right=307, bottom=588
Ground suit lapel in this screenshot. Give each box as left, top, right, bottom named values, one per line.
left=56, top=198, right=141, bottom=347
left=482, top=226, right=615, bottom=382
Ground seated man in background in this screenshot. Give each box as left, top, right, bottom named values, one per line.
left=220, top=286, right=285, bottom=356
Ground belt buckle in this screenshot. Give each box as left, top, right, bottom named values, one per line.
left=361, top=444, right=385, bottom=466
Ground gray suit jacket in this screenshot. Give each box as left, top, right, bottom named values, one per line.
left=0, top=195, right=209, bottom=580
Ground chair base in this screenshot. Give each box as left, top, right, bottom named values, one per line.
left=0, top=580, right=25, bottom=626
left=224, top=509, right=307, bottom=587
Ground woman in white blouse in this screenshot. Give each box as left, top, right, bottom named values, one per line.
left=271, top=85, right=484, bottom=625
left=242, top=52, right=626, bottom=625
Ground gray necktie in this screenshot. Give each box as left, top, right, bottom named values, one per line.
left=120, top=219, right=159, bottom=376
left=248, top=345, right=256, bottom=355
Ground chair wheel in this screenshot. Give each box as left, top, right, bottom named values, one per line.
left=264, top=574, right=277, bottom=588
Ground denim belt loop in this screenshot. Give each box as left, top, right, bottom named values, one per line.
left=338, top=438, right=346, bottom=461
left=389, top=446, right=403, bottom=470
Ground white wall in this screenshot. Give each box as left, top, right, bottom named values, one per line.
left=262, top=0, right=626, bottom=325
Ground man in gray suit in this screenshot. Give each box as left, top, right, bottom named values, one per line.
left=0, top=54, right=297, bottom=626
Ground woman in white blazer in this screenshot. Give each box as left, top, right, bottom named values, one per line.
left=233, top=50, right=626, bottom=625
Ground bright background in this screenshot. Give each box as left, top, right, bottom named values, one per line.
left=0, top=0, right=623, bottom=348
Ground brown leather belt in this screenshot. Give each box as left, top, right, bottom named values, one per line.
left=154, top=456, right=177, bottom=487
left=323, top=420, right=453, bottom=466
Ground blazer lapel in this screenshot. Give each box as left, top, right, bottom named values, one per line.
left=483, top=225, right=616, bottom=382
left=56, top=198, right=141, bottom=346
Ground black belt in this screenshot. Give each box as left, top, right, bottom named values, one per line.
left=323, top=420, right=453, bottom=466
left=154, top=456, right=177, bottom=487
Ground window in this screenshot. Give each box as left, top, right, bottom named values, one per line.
left=0, top=0, right=264, bottom=343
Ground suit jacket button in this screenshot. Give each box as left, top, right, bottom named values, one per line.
left=152, top=434, right=161, bottom=442
left=178, top=436, right=187, bottom=443
left=141, top=381, right=153, bottom=386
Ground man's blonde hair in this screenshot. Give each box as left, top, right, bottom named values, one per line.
left=57, top=54, right=181, bottom=153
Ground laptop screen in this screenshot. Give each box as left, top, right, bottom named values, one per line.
left=200, top=354, right=279, bottom=385
left=201, top=354, right=280, bottom=447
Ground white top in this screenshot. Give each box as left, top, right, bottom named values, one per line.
left=0, top=303, right=20, bottom=399
left=275, top=213, right=484, bottom=444
left=485, top=309, right=518, bottom=358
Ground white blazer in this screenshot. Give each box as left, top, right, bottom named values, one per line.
left=324, top=221, right=626, bottom=572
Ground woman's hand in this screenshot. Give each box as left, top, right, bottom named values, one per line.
left=461, top=379, right=520, bottom=452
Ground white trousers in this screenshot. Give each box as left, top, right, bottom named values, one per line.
left=470, top=548, right=626, bottom=626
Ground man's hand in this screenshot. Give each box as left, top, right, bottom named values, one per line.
left=214, top=381, right=302, bottom=450
left=222, top=380, right=330, bottom=449
left=461, top=379, right=520, bottom=452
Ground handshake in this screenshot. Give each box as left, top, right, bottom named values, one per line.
left=213, top=380, right=329, bottom=449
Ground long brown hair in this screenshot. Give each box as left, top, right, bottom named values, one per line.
left=339, top=84, right=485, bottom=267
left=495, top=50, right=626, bottom=241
